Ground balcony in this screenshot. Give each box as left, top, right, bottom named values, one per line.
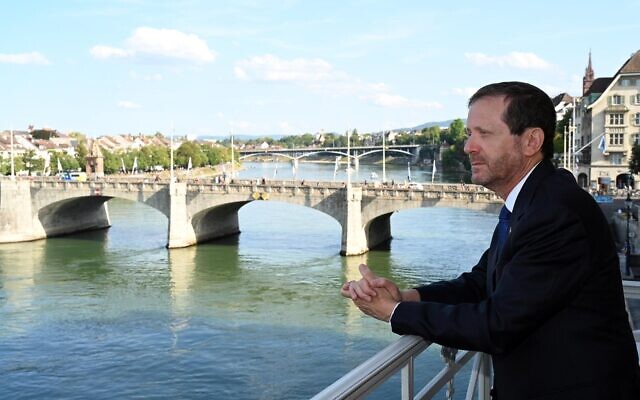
left=606, top=104, right=629, bottom=112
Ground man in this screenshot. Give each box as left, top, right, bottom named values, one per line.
left=342, top=82, right=640, bottom=399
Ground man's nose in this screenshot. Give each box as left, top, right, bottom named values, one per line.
left=463, top=136, right=475, bottom=154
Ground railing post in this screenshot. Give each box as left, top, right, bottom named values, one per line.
left=477, top=353, right=492, bottom=400
left=401, top=357, right=414, bottom=400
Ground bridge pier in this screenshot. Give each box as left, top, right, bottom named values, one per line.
left=167, top=182, right=197, bottom=248
left=0, top=180, right=45, bottom=242
left=340, top=186, right=369, bottom=256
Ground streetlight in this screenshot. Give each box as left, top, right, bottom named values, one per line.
left=625, top=190, right=633, bottom=277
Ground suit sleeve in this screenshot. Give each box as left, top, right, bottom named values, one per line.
left=391, top=203, right=594, bottom=354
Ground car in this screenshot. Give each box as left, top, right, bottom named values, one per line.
left=407, top=182, right=424, bottom=190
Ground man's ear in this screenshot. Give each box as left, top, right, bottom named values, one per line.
left=522, top=127, right=544, bottom=156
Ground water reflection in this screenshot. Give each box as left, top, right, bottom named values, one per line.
left=0, top=241, right=45, bottom=336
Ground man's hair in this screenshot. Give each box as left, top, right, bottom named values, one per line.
left=468, top=81, right=556, bottom=159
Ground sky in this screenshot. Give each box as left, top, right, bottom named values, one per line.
left=2, top=0, right=640, bottom=138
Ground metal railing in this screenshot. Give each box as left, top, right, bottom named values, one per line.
left=313, top=280, right=640, bottom=400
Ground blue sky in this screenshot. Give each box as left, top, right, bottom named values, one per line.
left=2, top=0, right=639, bottom=137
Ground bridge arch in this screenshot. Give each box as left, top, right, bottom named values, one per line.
left=239, top=152, right=296, bottom=161
left=356, top=149, right=414, bottom=159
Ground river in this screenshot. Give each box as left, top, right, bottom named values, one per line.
left=0, top=162, right=496, bottom=399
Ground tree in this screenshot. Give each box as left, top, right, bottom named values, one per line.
left=31, top=129, right=58, bottom=140
left=629, top=145, right=640, bottom=175
left=50, top=151, right=79, bottom=172
left=176, top=141, right=206, bottom=168
left=442, top=119, right=466, bottom=144
left=75, top=141, right=88, bottom=170
left=554, top=110, right=573, bottom=154
left=100, top=148, right=121, bottom=174
left=203, top=145, right=230, bottom=166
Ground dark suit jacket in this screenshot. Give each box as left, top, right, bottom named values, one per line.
left=391, top=160, right=640, bottom=399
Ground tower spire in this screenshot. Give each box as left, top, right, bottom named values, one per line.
left=583, top=50, right=594, bottom=95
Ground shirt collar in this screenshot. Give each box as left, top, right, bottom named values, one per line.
left=504, top=161, right=540, bottom=212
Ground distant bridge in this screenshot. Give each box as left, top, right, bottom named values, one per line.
left=238, top=144, right=427, bottom=165
left=0, top=177, right=501, bottom=255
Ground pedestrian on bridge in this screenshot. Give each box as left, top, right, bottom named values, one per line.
left=342, top=81, right=640, bottom=399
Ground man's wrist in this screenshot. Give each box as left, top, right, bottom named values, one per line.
left=387, top=302, right=401, bottom=324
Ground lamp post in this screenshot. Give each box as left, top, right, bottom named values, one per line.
left=625, top=190, right=632, bottom=277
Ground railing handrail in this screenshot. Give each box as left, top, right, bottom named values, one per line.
left=311, top=335, right=430, bottom=400
left=313, top=280, right=640, bottom=400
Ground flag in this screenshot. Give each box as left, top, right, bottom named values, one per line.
left=598, top=135, right=606, bottom=154
left=407, top=162, right=411, bottom=182
left=187, top=157, right=192, bottom=171
left=431, top=159, right=437, bottom=183
left=43, top=153, right=51, bottom=175
left=121, top=158, right=127, bottom=174
left=57, top=158, right=63, bottom=173
left=132, top=157, right=138, bottom=174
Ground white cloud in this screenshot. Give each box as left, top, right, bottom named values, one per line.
left=465, top=51, right=552, bottom=70
left=235, top=55, right=334, bottom=83
left=118, top=100, right=141, bottom=109
left=235, top=54, right=441, bottom=110
left=0, top=51, right=50, bottom=65
left=91, top=27, right=217, bottom=64
left=91, top=45, right=130, bottom=59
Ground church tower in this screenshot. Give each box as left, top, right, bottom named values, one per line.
left=582, top=51, right=594, bottom=95
left=85, top=139, right=104, bottom=178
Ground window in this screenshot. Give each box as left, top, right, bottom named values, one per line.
left=612, top=94, right=623, bottom=105
left=634, top=133, right=640, bottom=146
left=609, top=113, right=625, bottom=125
left=635, top=93, right=640, bottom=105
left=636, top=113, right=640, bottom=126
left=609, top=133, right=624, bottom=146
left=610, top=153, right=623, bottom=165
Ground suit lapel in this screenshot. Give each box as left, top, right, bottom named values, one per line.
left=492, top=160, right=556, bottom=286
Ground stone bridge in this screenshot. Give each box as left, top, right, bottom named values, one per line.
left=0, top=178, right=502, bottom=255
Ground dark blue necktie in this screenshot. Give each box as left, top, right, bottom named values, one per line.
left=496, top=205, right=511, bottom=255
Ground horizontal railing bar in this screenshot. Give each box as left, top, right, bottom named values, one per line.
left=623, top=280, right=640, bottom=299
left=415, top=350, right=476, bottom=400
left=311, top=335, right=430, bottom=400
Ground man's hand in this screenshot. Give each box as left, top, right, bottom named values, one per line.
left=353, top=285, right=398, bottom=322
left=340, top=264, right=403, bottom=302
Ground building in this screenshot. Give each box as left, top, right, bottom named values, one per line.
left=575, top=50, right=640, bottom=192
left=552, top=93, right=575, bottom=121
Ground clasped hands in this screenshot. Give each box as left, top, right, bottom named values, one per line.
left=340, top=264, right=405, bottom=322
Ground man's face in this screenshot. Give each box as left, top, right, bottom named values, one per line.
left=464, top=95, right=525, bottom=197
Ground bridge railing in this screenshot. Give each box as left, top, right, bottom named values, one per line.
left=313, top=280, right=640, bottom=400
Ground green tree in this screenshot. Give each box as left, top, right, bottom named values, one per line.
left=203, top=145, right=230, bottom=166
left=442, top=119, right=466, bottom=144
left=75, top=141, right=88, bottom=170
left=50, top=151, right=79, bottom=173
left=21, top=150, right=44, bottom=175
left=176, top=141, right=207, bottom=168
left=100, top=148, right=120, bottom=174
left=630, top=145, right=640, bottom=175
left=31, top=129, right=58, bottom=140
left=554, top=110, right=573, bottom=155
